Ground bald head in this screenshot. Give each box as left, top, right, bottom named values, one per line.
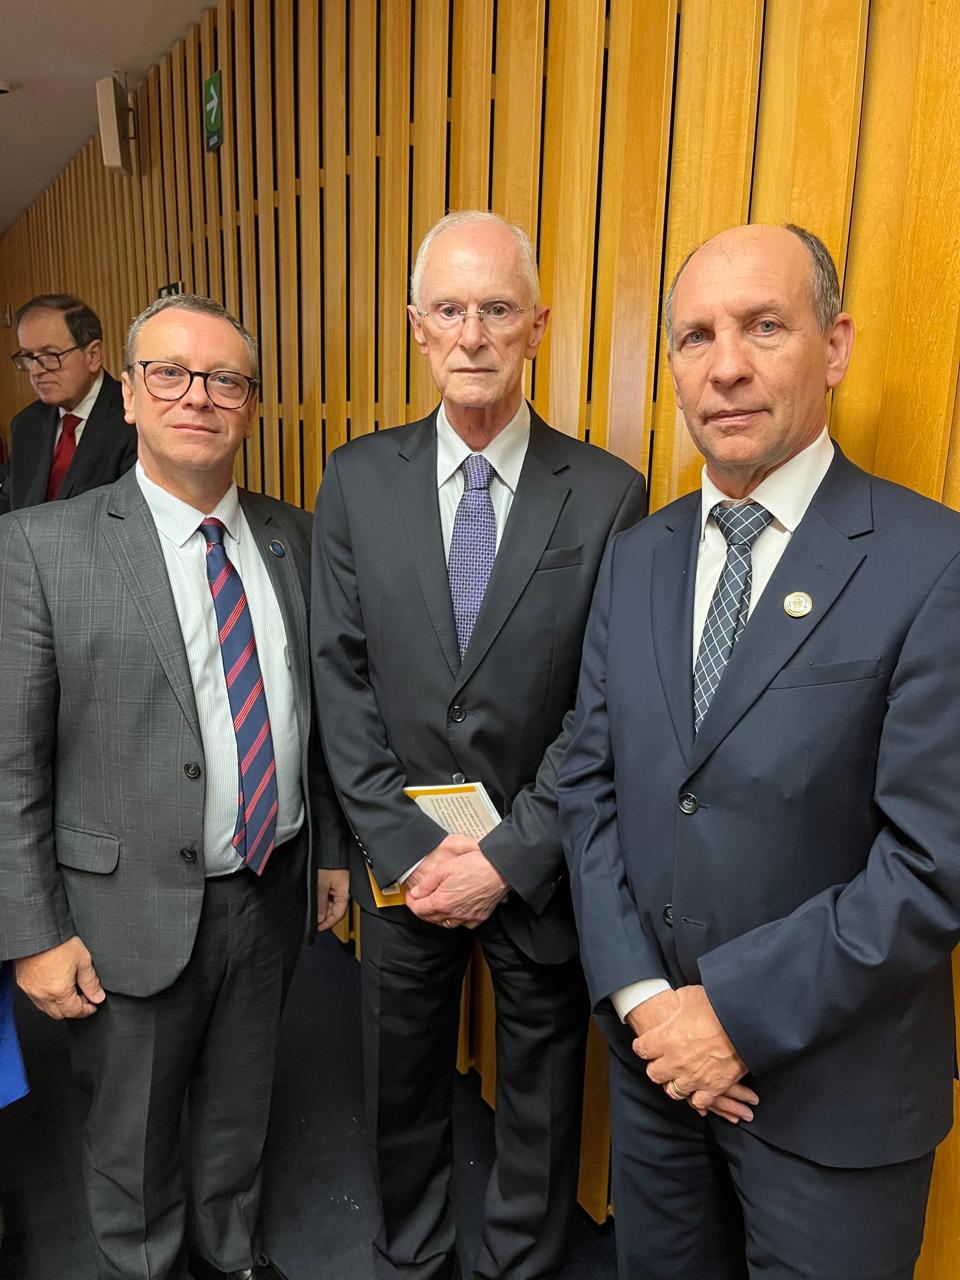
left=665, top=224, right=841, bottom=349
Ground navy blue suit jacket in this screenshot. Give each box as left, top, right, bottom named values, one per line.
left=559, top=445, right=960, bottom=1168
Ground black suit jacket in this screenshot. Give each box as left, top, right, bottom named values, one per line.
left=311, top=407, right=647, bottom=964
left=559, top=445, right=960, bottom=1167
left=0, top=371, right=137, bottom=515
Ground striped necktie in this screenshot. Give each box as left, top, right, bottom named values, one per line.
left=200, top=519, right=279, bottom=875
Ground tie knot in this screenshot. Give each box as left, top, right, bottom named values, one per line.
left=712, top=501, right=772, bottom=548
left=60, top=413, right=81, bottom=437
left=462, top=453, right=493, bottom=491
left=200, top=518, right=226, bottom=547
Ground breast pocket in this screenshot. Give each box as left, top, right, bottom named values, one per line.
left=537, top=544, right=583, bottom=571
left=768, top=658, right=881, bottom=689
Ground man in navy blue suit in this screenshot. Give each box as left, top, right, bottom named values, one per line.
left=559, top=223, right=960, bottom=1279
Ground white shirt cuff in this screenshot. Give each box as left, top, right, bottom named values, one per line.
left=611, top=978, right=672, bottom=1022
left=398, top=856, right=426, bottom=884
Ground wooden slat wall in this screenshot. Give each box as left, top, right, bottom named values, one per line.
left=2, top=0, right=960, bottom=1256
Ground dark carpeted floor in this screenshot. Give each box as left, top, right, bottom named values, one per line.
left=0, top=932, right=616, bottom=1279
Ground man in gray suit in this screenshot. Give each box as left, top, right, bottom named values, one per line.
left=312, top=211, right=647, bottom=1279
left=0, top=295, right=349, bottom=1280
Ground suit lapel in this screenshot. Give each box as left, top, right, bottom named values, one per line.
left=395, top=414, right=462, bottom=679
left=688, top=450, right=872, bottom=773
left=455, top=413, right=570, bottom=692
left=651, top=497, right=701, bottom=765
left=241, top=495, right=311, bottom=743
left=101, top=470, right=202, bottom=745
left=23, top=406, right=57, bottom=507
left=61, top=374, right=116, bottom=499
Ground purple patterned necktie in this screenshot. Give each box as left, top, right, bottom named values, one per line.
left=448, top=453, right=497, bottom=657
left=200, top=519, right=279, bottom=875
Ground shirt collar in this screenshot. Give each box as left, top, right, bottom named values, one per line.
left=135, top=461, right=241, bottom=548
left=62, top=370, right=104, bottom=423
left=436, top=399, right=531, bottom=493
left=699, top=427, right=835, bottom=540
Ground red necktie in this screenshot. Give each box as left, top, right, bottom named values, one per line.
left=46, top=412, right=81, bottom=501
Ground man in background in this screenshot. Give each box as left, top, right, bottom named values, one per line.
left=312, top=210, right=647, bottom=1279
left=0, top=294, right=349, bottom=1280
left=559, top=223, right=960, bottom=1279
left=0, top=293, right=136, bottom=514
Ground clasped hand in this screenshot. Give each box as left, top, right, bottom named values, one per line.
left=629, top=986, right=758, bottom=1124
left=405, top=834, right=508, bottom=928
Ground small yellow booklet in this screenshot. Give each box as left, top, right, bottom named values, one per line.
left=366, top=782, right=502, bottom=908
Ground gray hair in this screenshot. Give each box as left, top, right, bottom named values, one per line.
left=663, top=223, right=841, bottom=349
left=410, top=211, right=541, bottom=309
left=124, top=293, right=260, bottom=380
left=16, top=293, right=103, bottom=347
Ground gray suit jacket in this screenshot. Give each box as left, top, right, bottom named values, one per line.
left=312, top=407, right=647, bottom=964
left=0, top=469, right=348, bottom=996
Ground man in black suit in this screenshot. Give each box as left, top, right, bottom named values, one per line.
left=559, top=224, right=960, bottom=1279
left=0, top=293, right=137, bottom=514
left=311, top=211, right=647, bottom=1280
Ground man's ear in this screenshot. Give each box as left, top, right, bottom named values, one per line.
left=121, top=369, right=136, bottom=424
left=524, top=306, right=550, bottom=360
left=86, top=339, right=105, bottom=375
left=407, top=305, right=428, bottom=355
left=825, top=313, right=855, bottom=390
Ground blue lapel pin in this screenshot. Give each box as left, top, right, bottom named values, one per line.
left=269, top=540, right=286, bottom=558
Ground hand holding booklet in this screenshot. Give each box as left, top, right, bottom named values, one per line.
left=366, top=782, right=501, bottom=907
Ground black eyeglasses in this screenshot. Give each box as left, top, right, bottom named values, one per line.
left=12, top=345, right=85, bottom=372
left=134, top=360, right=259, bottom=409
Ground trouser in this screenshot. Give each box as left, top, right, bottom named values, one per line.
left=68, top=846, right=304, bottom=1280
left=360, top=908, right=590, bottom=1280
left=608, top=1049, right=935, bottom=1280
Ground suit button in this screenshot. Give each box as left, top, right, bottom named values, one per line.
left=452, top=772, right=466, bottom=784
left=184, top=761, right=202, bottom=779
left=663, top=904, right=674, bottom=926
left=678, top=792, right=698, bottom=815
left=450, top=705, right=466, bottom=723
left=179, top=847, right=197, bottom=863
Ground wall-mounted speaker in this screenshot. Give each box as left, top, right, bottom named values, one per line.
left=96, top=75, right=133, bottom=175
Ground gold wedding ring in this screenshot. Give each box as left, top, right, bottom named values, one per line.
left=666, top=1079, right=689, bottom=1101
left=443, top=919, right=454, bottom=929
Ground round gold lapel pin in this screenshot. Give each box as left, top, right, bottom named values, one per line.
left=783, top=591, right=813, bottom=618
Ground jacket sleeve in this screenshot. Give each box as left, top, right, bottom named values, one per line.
left=310, top=451, right=448, bottom=885
left=482, top=469, right=649, bottom=914
left=699, top=549, right=960, bottom=1075
left=0, top=515, right=75, bottom=959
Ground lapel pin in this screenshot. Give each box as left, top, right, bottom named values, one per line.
left=783, top=591, right=812, bottom=618
left=269, top=540, right=286, bottom=558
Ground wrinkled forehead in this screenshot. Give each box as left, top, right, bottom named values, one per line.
left=420, top=227, right=528, bottom=302
left=673, top=228, right=815, bottom=321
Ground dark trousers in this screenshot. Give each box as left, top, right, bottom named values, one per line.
left=68, top=848, right=304, bottom=1280
left=360, top=908, right=590, bottom=1280
left=608, top=1049, right=935, bottom=1280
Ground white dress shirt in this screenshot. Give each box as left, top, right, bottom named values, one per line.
left=436, top=398, right=530, bottom=554
left=55, top=370, right=104, bottom=448
left=612, top=428, right=835, bottom=1021
left=137, top=464, right=304, bottom=875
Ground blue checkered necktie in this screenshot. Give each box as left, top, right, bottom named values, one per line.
left=448, top=453, right=497, bottom=658
left=200, top=519, right=279, bottom=875
left=692, top=501, right=773, bottom=732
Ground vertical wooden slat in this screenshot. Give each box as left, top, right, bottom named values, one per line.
left=378, top=0, right=412, bottom=429
left=648, top=0, right=764, bottom=511
left=534, top=0, right=606, bottom=437
left=158, top=57, right=181, bottom=288
left=449, top=0, right=494, bottom=210
left=234, top=0, right=260, bottom=490
left=171, top=41, right=195, bottom=292
left=490, top=0, right=546, bottom=235
left=254, top=0, right=280, bottom=497
left=275, top=0, right=301, bottom=505
left=348, top=0, right=378, bottom=439
left=217, top=0, right=241, bottom=319
left=201, top=10, right=224, bottom=306
left=408, top=0, right=450, bottom=419
left=590, top=0, right=676, bottom=468
left=323, top=0, right=349, bottom=464
left=298, top=0, right=323, bottom=499
left=186, top=24, right=209, bottom=299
